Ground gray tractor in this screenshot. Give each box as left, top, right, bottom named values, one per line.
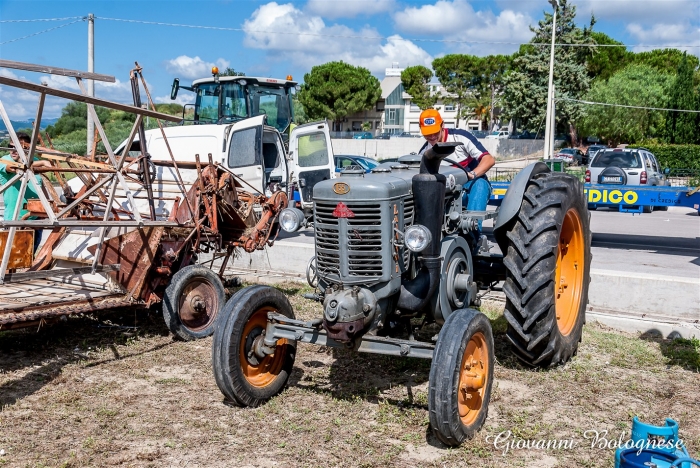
left=211, top=142, right=591, bottom=446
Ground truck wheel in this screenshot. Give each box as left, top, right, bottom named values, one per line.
left=212, top=285, right=296, bottom=407
left=503, top=172, right=590, bottom=367
left=162, top=265, right=225, bottom=341
left=428, top=308, right=494, bottom=446
left=643, top=205, right=653, bottom=213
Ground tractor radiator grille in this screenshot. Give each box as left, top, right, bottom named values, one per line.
left=314, top=201, right=383, bottom=279
left=402, top=197, right=414, bottom=268
left=346, top=204, right=382, bottom=277
left=314, top=202, right=341, bottom=275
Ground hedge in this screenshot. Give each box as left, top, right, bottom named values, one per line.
left=629, top=144, right=700, bottom=169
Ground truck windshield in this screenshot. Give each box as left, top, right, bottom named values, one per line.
left=250, top=85, right=292, bottom=133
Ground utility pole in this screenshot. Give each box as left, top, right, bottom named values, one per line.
left=543, top=0, right=558, bottom=159
left=87, top=13, right=94, bottom=156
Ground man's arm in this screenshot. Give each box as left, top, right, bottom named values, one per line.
left=471, top=153, right=495, bottom=179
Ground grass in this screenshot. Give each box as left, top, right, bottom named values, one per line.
left=0, top=283, right=697, bottom=467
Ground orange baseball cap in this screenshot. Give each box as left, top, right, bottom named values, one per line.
left=419, top=109, right=443, bottom=135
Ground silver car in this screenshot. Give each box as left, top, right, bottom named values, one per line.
left=586, top=148, right=669, bottom=212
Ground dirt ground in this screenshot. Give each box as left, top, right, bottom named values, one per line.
left=1, top=282, right=698, bottom=468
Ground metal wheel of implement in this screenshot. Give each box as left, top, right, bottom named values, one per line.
left=428, top=308, right=494, bottom=446
left=502, top=172, right=591, bottom=367
left=211, top=285, right=296, bottom=407
left=162, top=265, right=226, bottom=341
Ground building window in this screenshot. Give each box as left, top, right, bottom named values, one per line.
left=375, top=120, right=381, bottom=130
left=388, top=109, right=396, bottom=125
left=445, top=104, right=455, bottom=112
left=352, top=121, right=362, bottom=131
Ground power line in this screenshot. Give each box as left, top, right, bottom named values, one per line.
left=0, top=16, right=84, bottom=23
left=558, top=98, right=700, bottom=113
left=95, top=16, right=700, bottom=49
left=0, top=19, right=85, bottom=46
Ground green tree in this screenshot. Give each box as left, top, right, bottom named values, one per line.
left=502, top=0, right=595, bottom=144
left=630, top=49, right=700, bottom=77
left=665, top=53, right=700, bottom=144
left=588, top=31, right=631, bottom=81
left=45, top=102, right=110, bottom=138
left=298, top=61, right=381, bottom=129
left=479, top=55, right=512, bottom=128
left=220, top=67, right=245, bottom=77
left=432, top=54, right=482, bottom=128
left=580, top=64, right=672, bottom=145
left=401, top=65, right=436, bottom=110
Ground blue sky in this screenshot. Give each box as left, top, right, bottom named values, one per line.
left=1, top=0, right=698, bottom=120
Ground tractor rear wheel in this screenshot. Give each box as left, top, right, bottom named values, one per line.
left=503, top=172, right=591, bottom=367
left=212, top=285, right=296, bottom=407
left=428, top=308, right=494, bottom=446
left=162, top=265, right=226, bottom=341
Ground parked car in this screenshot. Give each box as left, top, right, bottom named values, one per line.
left=553, top=147, right=585, bottom=165
left=469, top=130, right=489, bottom=139
left=353, top=132, right=373, bottom=139
left=586, top=148, right=670, bottom=213
left=485, top=130, right=509, bottom=139
left=375, top=132, right=391, bottom=140
left=391, top=132, right=420, bottom=138
left=584, top=144, right=607, bottom=166
left=335, top=155, right=379, bottom=173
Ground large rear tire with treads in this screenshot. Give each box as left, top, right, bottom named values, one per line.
left=502, top=172, right=591, bottom=367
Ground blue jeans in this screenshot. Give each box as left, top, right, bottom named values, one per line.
left=461, top=178, right=492, bottom=233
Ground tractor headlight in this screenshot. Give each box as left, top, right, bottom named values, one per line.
left=404, top=225, right=432, bottom=252
left=279, top=208, right=305, bottom=233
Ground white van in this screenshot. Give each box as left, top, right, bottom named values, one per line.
left=106, top=117, right=336, bottom=220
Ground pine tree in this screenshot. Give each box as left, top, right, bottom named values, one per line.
left=502, top=0, right=595, bottom=144
left=665, top=53, right=699, bottom=144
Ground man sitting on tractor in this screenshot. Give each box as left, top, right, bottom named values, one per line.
left=418, top=109, right=495, bottom=236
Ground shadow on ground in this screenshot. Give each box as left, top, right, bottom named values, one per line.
left=0, top=307, right=173, bottom=407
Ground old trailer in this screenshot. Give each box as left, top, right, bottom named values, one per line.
left=0, top=61, right=287, bottom=338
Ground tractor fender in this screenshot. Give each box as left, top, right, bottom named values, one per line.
left=492, top=162, right=550, bottom=250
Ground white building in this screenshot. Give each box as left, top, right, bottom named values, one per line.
left=341, top=65, right=483, bottom=136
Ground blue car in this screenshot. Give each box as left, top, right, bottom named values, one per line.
left=335, top=155, right=379, bottom=173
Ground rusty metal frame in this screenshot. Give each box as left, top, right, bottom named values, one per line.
left=0, top=69, right=181, bottom=284
left=0, top=61, right=290, bottom=328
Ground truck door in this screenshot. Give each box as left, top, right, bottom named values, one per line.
left=226, top=115, right=265, bottom=193
left=289, top=121, right=335, bottom=207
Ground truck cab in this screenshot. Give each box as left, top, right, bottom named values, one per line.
left=171, top=70, right=296, bottom=137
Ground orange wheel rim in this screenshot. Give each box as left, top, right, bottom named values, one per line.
left=239, top=307, right=288, bottom=388
left=457, top=331, right=489, bottom=425
left=555, top=208, right=585, bottom=336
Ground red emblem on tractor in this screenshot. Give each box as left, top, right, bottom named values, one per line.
left=332, top=202, right=355, bottom=218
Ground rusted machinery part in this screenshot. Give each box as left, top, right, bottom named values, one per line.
left=238, top=190, right=288, bottom=252
left=0, top=297, right=139, bottom=329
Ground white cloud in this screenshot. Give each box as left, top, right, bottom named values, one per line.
left=394, top=0, right=477, bottom=36
left=164, top=55, right=231, bottom=80
left=627, top=23, right=700, bottom=55
left=305, top=0, right=395, bottom=19
left=243, top=2, right=432, bottom=75
left=394, top=0, right=533, bottom=55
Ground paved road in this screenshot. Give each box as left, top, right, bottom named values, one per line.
left=277, top=206, right=700, bottom=279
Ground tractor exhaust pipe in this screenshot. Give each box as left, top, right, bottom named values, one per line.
left=397, top=143, right=461, bottom=313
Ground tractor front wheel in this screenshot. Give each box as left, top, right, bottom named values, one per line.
left=503, top=172, right=591, bottom=367
left=212, top=285, right=296, bottom=407
left=428, top=308, right=494, bottom=446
